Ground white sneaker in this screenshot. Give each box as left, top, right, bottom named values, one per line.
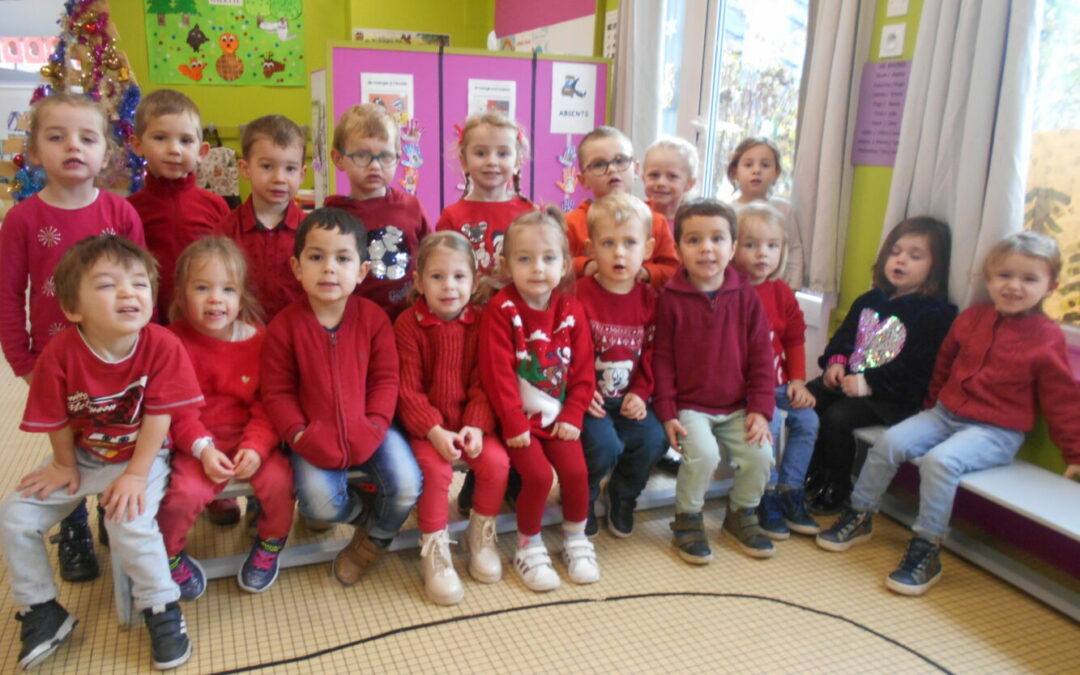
left=513, top=541, right=560, bottom=592
left=562, top=536, right=600, bottom=584
left=465, top=511, right=502, bottom=583
left=419, top=530, right=464, bottom=606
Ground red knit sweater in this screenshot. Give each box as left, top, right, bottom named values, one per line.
left=575, top=276, right=658, bottom=401
left=435, top=197, right=536, bottom=277
left=565, top=199, right=680, bottom=288
left=394, top=298, right=496, bottom=439
left=752, top=278, right=807, bottom=386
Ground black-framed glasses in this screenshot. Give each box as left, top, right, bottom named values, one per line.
left=583, top=154, right=633, bottom=176
left=342, top=150, right=400, bottom=168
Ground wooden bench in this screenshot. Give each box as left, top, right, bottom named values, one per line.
left=852, top=426, right=1080, bottom=621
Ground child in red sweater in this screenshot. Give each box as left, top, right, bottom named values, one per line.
left=479, top=207, right=598, bottom=592
left=395, top=231, right=510, bottom=605
left=325, top=103, right=432, bottom=319
left=157, top=237, right=294, bottom=600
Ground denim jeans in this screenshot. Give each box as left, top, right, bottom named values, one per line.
left=851, top=402, right=1024, bottom=540
left=768, top=385, right=820, bottom=488
left=581, top=398, right=667, bottom=506
left=675, top=408, right=773, bottom=513
left=290, top=426, right=422, bottom=542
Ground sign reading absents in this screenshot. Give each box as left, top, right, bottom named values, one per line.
left=550, top=62, right=596, bottom=135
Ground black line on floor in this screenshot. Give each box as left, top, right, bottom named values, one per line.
left=211, top=592, right=953, bottom=674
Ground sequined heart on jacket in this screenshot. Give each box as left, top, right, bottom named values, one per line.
left=850, top=308, right=906, bottom=372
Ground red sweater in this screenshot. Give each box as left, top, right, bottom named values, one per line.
left=215, top=197, right=305, bottom=323
left=575, top=276, right=657, bottom=401
left=0, top=191, right=145, bottom=377
left=128, top=173, right=230, bottom=318
left=168, top=319, right=277, bottom=459
left=565, top=199, right=680, bottom=288
left=752, top=279, right=807, bottom=386
left=261, top=295, right=398, bottom=469
left=478, top=285, right=595, bottom=439
left=927, top=303, right=1080, bottom=462
left=653, top=267, right=775, bottom=422
left=435, top=197, right=536, bottom=278
left=645, top=198, right=674, bottom=235
left=324, top=189, right=432, bottom=319
left=394, top=298, right=496, bottom=439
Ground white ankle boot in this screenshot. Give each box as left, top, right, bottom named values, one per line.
left=419, top=529, right=464, bottom=605
left=465, top=511, right=502, bottom=583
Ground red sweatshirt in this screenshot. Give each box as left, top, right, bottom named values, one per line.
left=752, top=278, right=807, bottom=386
left=435, top=197, right=536, bottom=278
left=128, top=173, right=230, bottom=318
left=168, top=319, right=278, bottom=459
left=324, top=189, right=432, bottom=318
left=394, top=298, right=496, bottom=438
left=653, top=267, right=775, bottom=422
left=575, top=276, right=657, bottom=401
left=927, top=303, right=1080, bottom=463
left=478, top=285, right=595, bottom=439
left=565, top=199, right=680, bottom=288
left=215, top=197, right=305, bottom=323
left=260, top=295, right=398, bottom=469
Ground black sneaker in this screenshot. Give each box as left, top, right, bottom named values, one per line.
left=168, top=552, right=207, bottom=602
left=778, top=486, right=820, bottom=535
left=671, top=512, right=712, bottom=564
left=96, top=504, right=109, bottom=547
left=237, top=536, right=286, bottom=593
left=807, top=479, right=849, bottom=516
left=606, top=495, right=634, bottom=538
left=457, top=470, right=476, bottom=516
left=816, top=507, right=873, bottom=552
left=886, top=537, right=942, bottom=596
left=143, top=602, right=191, bottom=670
left=758, top=489, right=790, bottom=540
left=51, top=516, right=100, bottom=583
left=723, top=507, right=775, bottom=558
left=16, top=600, right=77, bottom=670
left=655, top=452, right=681, bottom=476
left=585, top=501, right=599, bottom=538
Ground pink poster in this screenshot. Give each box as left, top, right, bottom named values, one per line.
left=852, top=61, right=912, bottom=167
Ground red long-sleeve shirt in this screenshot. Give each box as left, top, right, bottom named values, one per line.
left=752, top=278, right=807, bottom=386
left=565, top=199, right=680, bottom=288
left=575, top=276, right=657, bottom=401
left=435, top=197, right=536, bottom=278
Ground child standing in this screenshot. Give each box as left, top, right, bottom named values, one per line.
left=566, top=126, right=679, bottom=288
left=577, top=193, right=667, bottom=538
left=642, top=135, right=698, bottom=230
left=436, top=111, right=535, bottom=279
left=396, top=231, right=510, bottom=605
left=728, top=137, right=804, bottom=288
left=216, top=114, right=307, bottom=322
left=1, top=235, right=200, bottom=670
left=325, top=103, right=432, bottom=319
left=0, top=92, right=146, bottom=584
left=732, top=202, right=820, bottom=539
left=656, top=199, right=776, bottom=562
left=157, top=237, right=295, bottom=599
left=805, top=217, right=957, bottom=514
left=818, top=231, right=1080, bottom=596
left=261, top=208, right=422, bottom=586
left=479, top=208, right=599, bottom=591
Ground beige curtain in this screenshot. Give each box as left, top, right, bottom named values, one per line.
left=611, top=0, right=664, bottom=151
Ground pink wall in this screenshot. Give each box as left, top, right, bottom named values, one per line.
left=495, top=0, right=596, bottom=37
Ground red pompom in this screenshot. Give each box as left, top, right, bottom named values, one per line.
left=13, top=154, right=25, bottom=168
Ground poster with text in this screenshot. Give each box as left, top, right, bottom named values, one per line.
left=468, top=79, right=517, bottom=120
left=361, top=72, right=415, bottom=125
left=550, top=62, right=596, bottom=134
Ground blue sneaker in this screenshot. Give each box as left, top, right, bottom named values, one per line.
left=758, top=489, right=790, bottom=540
left=168, top=552, right=206, bottom=602
left=816, top=507, right=872, bottom=552
left=237, top=536, right=286, bottom=593
left=16, top=600, right=77, bottom=670
left=779, top=486, right=820, bottom=535
left=886, top=536, right=942, bottom=596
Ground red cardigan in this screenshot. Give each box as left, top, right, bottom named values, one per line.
left=260, top=295, right=398, bottom=469
left=752, top=278, right=808, bottom=386
left=394, top=299, right=495, bottom=439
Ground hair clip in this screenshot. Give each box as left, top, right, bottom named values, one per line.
left=453, top=123, right=464, bottom=145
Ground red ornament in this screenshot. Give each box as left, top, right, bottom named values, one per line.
left=84, top=21, right=99, bottom=35
left=13, top=154, right=25, bottom=168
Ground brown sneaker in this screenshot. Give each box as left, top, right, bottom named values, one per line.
left=333, top=528, right=384, bottom=585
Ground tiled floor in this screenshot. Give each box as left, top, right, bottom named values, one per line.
left=0, top=371, right=1076, bottom=673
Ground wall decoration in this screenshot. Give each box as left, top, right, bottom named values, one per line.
left=352, top=28, right=450, bottom=47
left=468, top=79, right=517, bottom=120
left=555, top=136, right=577, bottom=211
left=549, top=61, right=596, bottom=134
left=145, top=0, right=305, bottom=87
left=360, top=72, right=414, bottom=125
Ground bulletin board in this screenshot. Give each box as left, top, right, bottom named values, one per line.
left=319, top=42, right=610, bottom=219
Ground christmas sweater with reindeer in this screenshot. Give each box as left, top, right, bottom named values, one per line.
left=0, top=191, right=145, bottom=377
left=435, top=196, right=535, bottom=278
left=575, top=276, right=657, bottom=402
left=478, top=285, right=595, bottom=440
left=324, top=189, right=432, bottom=320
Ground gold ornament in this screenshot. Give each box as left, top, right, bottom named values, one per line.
left=40, top=62, right=61, bottom=81
left=104, top=51, right=121, bottom=71
left=117, top=67, right=130, bottom=82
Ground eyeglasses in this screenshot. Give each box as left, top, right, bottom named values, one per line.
left=342, top=150, right=400, bottom=168
left=583, top=154, right=633, bottom=176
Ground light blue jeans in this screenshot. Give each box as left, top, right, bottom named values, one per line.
left=290, top=426, right=422, bottom=542
left=851, top=402, right=1024, bottom=540
left=768, top=385, right=819, bottom=488
left=675, top=409, right=773, bottom=513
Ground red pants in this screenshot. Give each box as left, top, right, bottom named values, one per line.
left=412, top=436, right=509, bottom=533
left=511, top=436, right=589, bottom=536
left=158, top=447, right=295, bottom=555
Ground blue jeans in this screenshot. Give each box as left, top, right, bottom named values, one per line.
left=851, top=402, right=1024, bottom=540
left=290, top=426, right=422, bottom=542
left=582, top=398, right=667, bottom=506
left=768, top=384, right=820, bottom=488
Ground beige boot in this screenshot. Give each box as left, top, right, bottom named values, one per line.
left=465, top=511, right=502, bottom=583
left=419, top=529, right=464, bottom=606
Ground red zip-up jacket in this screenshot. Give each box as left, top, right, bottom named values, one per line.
left=260, top=295, right=398, bottom=469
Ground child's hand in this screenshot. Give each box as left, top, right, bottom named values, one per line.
left=620, top=393, right=647, bottom=421
left=1064, top=465, right=1080, bottom=481
left=587, top=391, right=606, bottom=418
left=553, top=422, right=581, bottom=440
left=506, top=431, right=531, bottom=448
left=664, top=419, right=688, bottom=453
left=824, top=363, right=846, bottom=389
left=428, top=425, right=462, bottom=462
left=17, top=461, right=79, bottom=500
left=460, top=426, right=484, bottom=458
left=102, top=473, right=147, bottom=522
left=232, top=449, right=262, bottom=480
left=200, top=446, right=236, bottom=483
left=744, top=412, right=772, bottom=447
left=787, top=380, right=816, bottom=408
left=841, top=375, right=868, bottom=397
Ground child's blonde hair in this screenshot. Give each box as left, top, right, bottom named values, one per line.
left=726, top=137, right=782, bottom=191
left=982, top=231, right=1062, bottom=284
left=170, top=236, right=263, bottom=326
left=645, top=135, right=700, bottom=182
left=737, top=201, right=788, bottom=282
left=408, top=230, right=477, bottom=304
left=333, top=103, right=399, bottom=153
left=27, top=92, right=110, bottom=158
left=134, top=89, right=203, bottom=139
left=586, top=192, right=653, bottom=241
left=456, top=111, right=529, bottom=197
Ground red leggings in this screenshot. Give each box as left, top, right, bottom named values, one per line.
left=511, top=436, right=589, bottom=536
left=413, top=436, right=509, bottom=533
left=158, top=447, right=295, bottom=555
